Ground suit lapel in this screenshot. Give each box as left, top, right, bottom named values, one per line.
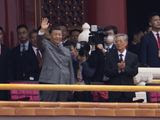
left=0, top=45, right=3, bottom=56
left=150, top=32, right=159, bottom=50
left=111, top=44, right=116, bottom=50
left=0, top=45, right=6, bottom=57
left=114, top=51, right=119, bottom=63
left=125, top=51, right=130, bottom=65
left=17, top=45, right=21, bottom=55
left=28, top=42, right=36, bottom=57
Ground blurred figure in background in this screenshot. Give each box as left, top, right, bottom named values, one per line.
left=59, top=25, right=70, bottom=46
left=70, top=29, right=81, bottom=44
left=12, top=25, right=40, bottom=81
left=11, top=25, right=40, bottom=101
left=73, top=47, right=95, bottom=102
left=140, top=13, right=160, bottom=103
left=63, top=28, right=81, bottom=48
left=89, top=25, right=118, bottom=83
left=30, top=29, right=43, bottom=69
left=104, top=25, right=118, bottom=36
left=0, top=26, right=11, bottom=100
left=84, top=25, right=118, bottom=102
left=129, top=29, right=144, bottom=60
left=140, top=13, right=160, bottom=67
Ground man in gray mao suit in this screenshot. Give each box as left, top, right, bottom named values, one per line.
left=38, top=18, right=75, bottom=101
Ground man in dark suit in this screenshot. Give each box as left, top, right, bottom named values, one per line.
left=30, top=29, right=43, bottom=69
left=140, top=13, right=160, bottom=67
left=90, top=36, right=117, bottom=82
left=140, top=13, right=160, bottom=102
left=86, top=26, right=118, bottom=102
left=88, top=25, right=118, bottom=83
left=105, top=33, right=139, bottom=102
left=0, top=26, right=11, bottom=100
left=12, top=25, right=40, bottom=81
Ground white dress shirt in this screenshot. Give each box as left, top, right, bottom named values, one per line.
left=20, top=41, right=29, bottom=52
left=118, top=49, right=127, bottom=61
left=152, top=31, right=160, bottom=40
left=104, top=43, right=113, bottom=50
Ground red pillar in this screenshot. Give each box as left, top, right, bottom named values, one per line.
left=0, top=0, right=20, bottom=47
left=0, top=0, right=6, bottom=29
left=87, top=0, right=127, bottom=33
left=0, top=0, right=40, bottom=48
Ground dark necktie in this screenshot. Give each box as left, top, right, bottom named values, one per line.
left=119, top=54, right=124, bottom=73
left=119, top=54, right=123, bottom=62
left=22, top=44, right=26, bottom=52
left=21, top=44, right=26, bottom=56
left=156, top=33, right=160, bottom=48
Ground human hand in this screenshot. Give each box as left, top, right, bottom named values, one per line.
left=118, top=61, right=126, bottom=71
left=97, top=44, right=106, bottom=53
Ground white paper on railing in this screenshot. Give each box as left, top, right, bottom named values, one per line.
left=134, top=67, right=160, bottom=85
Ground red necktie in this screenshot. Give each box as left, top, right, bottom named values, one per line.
left=156, top=33, right=160, bottom=48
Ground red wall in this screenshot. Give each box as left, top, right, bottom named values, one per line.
left=87, top=0, right=127, bottom=33
left=0, top=0, right=39, bottom=48
left=0, top=0, right=127, bottom=47
left=0, top=0, right=20, bottom=47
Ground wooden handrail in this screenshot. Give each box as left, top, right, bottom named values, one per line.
left=0, top=84, right=160, bottom=92
left=150, top=80, right=160, bottom=84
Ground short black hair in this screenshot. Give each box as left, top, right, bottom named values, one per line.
left=79, top=41, right=90, bottom=54
left=79, top=48, right=89, bottom=57
left=70, top=29, right=81, bottom=35
left=29, top=29, right=38, bottom=38
left=148, top=12, right=160, bottom=22
left=104, top=25, right=118, bottom=34
left=17, top=24, right=28, bottom=31
left=49, top=26, right=62, bottom=34
left=64, top=41, right=77, bottom=48
left=0, top=26, right=4, bottom=32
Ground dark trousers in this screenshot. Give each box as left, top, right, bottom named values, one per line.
left=0, top=90, right=10, bottom=101
left=40, top=91, right=70, bottom=102
left=108, top=92, right=133, bottom=102
left=72, top=91, right=92, bottom=102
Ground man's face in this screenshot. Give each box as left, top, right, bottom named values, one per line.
left=149, top=15, right=160, bottom=30
left=115, top=36, right=128, bottom=51
left=59, top=26, right=68, bottom=41
left=71, top=31, right=80, bottom=41
left=17, top=28, right=29, bottom=43
left=62, top=30, right=68, bottom=40
left=50, top=30, right=62, bottom=45
left=31, top=32, right=38, bottom=47
left=0, top=30, right=4, bottom=41
left=104, top=35, right=114, bottom=44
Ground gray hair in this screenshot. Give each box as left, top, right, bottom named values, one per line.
left=114, top=33, right=128, bottom=42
